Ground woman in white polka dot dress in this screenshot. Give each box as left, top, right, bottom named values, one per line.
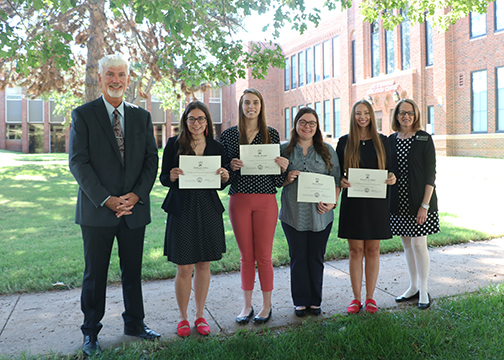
left=160, top=101, right=230, bottom=337
left=389, top=99, right=440, bottom=310
left=220, top=89, right=289, bottom=325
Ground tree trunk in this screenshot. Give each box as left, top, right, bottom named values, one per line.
left=84, top=0, right=107, bottom=103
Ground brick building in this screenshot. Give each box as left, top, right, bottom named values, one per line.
left=222, top=0, right=504, bottom=158
left=2, top=1, right=504, bottom=158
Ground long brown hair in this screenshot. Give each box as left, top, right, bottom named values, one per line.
left=391, top=98, right=423, bottom=132
left=238, top=88, right=271, bottom=144
left=176, top=101, right=215, bottom=155
left=343, top=100, right=386, bottom=174
left=284, top=107, right=333, bottom=171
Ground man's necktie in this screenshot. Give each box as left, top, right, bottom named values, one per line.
left=112, top=109, right=124, bottom=160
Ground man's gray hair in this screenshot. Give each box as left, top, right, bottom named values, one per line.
left=98, top=54, right=130, bottom=76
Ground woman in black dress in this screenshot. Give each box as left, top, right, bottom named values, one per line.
left=160, top=101, right=229, bottom=337
left=336, top=100, right=396, bottom=314
left=389, top=99, right=439, bottom=310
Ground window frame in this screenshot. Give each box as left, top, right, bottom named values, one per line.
left=333, top=98, right=340, bottom=138
left=371, top=20, right=380, bottom=77
left=496, top=66, right=504, bottom=132
left=284, top=58, right=290, bottom=91
left=470, top=11, right=487, bottom=39
left=425, top=14, right=433, bottom=66
left=291, top=54, right=297, bottom=89
left=471, top=69, right=488, bottom=133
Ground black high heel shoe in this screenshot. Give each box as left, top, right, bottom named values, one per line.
left=253, top=309, right=272, bottom=324
left=418, top=294, right=431, bottom=310
left=395, top=291, right=419, bottom=303
left=236, top=307, right=254, bottom=324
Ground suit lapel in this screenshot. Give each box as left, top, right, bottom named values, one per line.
left=93, top=98, right=124, bottom=165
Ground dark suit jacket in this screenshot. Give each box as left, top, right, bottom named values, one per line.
left=160, top=136, right=228, bottom=218
left=389, top=130, right=438, bottom=214
left=69, top=97, right=158, bottom=228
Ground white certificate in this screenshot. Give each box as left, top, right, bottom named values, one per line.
left=347, top=168, right=387, bottom=199
left=179, top=155, right=221, bottom=189
left=240, top=144, right=281, bottom=175
left=297, top=172, right=337, bottom=204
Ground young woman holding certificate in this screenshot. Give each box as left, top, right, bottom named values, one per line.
left=389, top=99, right=439, bottom=310
left=220, top=89, right=289, bottom=325
left=160, top=101, right=229, bottom=337
left=336, top=100, right=396, bottom=314
left=280, top=107, right=341, bottom=317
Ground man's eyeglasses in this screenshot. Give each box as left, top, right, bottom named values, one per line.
left=298, top=120, right=317, bottom=128
left=187, top=116, right=207, bottom=124
left=398, top=111, right=415, bottom=117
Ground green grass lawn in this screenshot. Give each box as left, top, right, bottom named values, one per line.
left=0, top=151, right=503, bottom=295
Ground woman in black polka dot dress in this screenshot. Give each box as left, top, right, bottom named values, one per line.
left=160, top=101, right=230, bottom=337
left=389, top=99, right=440, bottom=310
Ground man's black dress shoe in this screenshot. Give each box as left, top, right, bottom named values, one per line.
left=294, top=307, right=306, bottom=317
left=124, top=323, right=161, bottom=340
left=395, top=291, right=420, bottom=303
left=82, top=335, right=101, bottom=357
left=418, top=294, right=431, bottom=310
left=253, top=309, right=272, bottom=324
left=309, top=307, right=322, bottom=316
left=236, top=306, right=254, bottom=324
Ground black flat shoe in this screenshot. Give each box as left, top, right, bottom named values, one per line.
left=395, top=291, right=420, bottom=303
left=418, top=294, right=431, bottom=310
left=236, top=306, right=254, bottom=324
left=294, top=307, right=306, bottom=317
left=253, top=309, right=272, bottom=324
left=309, top=307, right=322, bottom=316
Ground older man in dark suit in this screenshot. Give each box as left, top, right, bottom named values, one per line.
left=69, top=54, right=160, bottom=357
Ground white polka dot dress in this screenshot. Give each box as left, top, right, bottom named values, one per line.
left=390, top=137, right=440, bottom=237
left=164, top=189, right=226, bottom=265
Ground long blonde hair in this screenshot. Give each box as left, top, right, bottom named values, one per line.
left=344, top=100, right=386, bottom=174
left=238, top=88, right=271, bottom=145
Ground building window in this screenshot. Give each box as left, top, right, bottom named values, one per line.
left=427, top=106, right=435, bottom=134
left=306, top=103, right=312, bottom=108
left=6, top=124, right=22, bottom=139
left=323, top=100, right=330, bottom=134
left=209, top=88, right=222, bottom=124
left=49, top=100, right=65, bottom=123
left=291, top=54, right=297, bottom=89
left=471, top=70, right=488, bottom=133
left=333, top=98, right=340, bottom=138
left=292, top=106, right=297, bottom=124
left=497, top=67, right=504, bottom=131
left=314, top=102, right=321, bottom=122
left=425, top=14, right=433, bottom=66
left=333, top=36, right=340, bottom=77
left=306, top=48, right=312, bottom=85
left=371, top=20, right=380, bottom=77
left=386, top=27, right=395, bottom=74
left=314, top=44, right=321, bottom=82
left=284, top=58, right=290, bottom=91
left=6, top=87, right=22, bottom=123
left=401, top=10, right=411, bottom=70
left=298, top=51, right=304, bottom=87
left=50, top=124, right=66, bottom=153
left=285, top=108, right=290, bottom=139
left=470, top=11, right=486, bottom=38
left=496, top=0, right=504, bottom=32
left=323, top=40, right=330, bottom=80
left=28, top=99, right=44, bottom=123
left=351, top=40, right=356, bottom=84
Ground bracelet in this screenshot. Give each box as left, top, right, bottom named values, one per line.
left=421, top=203, right=430, bottom=210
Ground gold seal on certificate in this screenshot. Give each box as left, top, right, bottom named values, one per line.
left=347, top=168, right=387, bottom=199
left=297, top=172, right=337, bottom=203
left=239, top=144, right=281, bottom=175
left=179, top=155, right=221, bottom=189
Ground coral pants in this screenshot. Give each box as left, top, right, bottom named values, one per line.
left=229, top=193, right=278, bottom=291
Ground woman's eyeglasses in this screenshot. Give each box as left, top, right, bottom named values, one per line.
left=298, top=120, right=317, bottom=128
left=187, top=116, right=207, bottom=124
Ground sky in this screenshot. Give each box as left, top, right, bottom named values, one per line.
left=237, top=0, right=341, bottom=44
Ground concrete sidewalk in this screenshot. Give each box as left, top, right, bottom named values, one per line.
left=1, top=238, right=503, bottom=358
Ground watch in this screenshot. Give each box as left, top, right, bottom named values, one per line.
left=421, top=203, right=430, bottom=210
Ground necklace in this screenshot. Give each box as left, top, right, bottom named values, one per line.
left=246, top=128, right=259, bottom=141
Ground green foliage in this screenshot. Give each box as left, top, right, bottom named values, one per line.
left=360, top=0, right=493, bottom=31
